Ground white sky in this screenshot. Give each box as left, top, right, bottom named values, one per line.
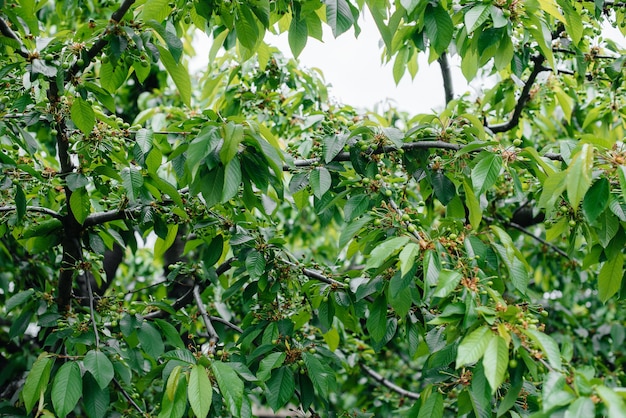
left=264, top=14, right=469, bottom=115
left=192, top=14, right=624, bottom=116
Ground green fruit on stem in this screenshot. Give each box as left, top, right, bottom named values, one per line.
left=76, top=58, right=85, bottom=66
left=512, top=138, right=522, bottom=147
left=384, top=189, right=392, bottom=197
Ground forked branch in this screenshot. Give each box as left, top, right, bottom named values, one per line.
left=486, top=56, right=548, bottom=133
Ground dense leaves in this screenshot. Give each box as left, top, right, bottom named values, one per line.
left=0, top=0, right=625, bottom=417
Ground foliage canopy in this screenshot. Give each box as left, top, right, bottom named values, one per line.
left=1, top=0, right=626, bottom=417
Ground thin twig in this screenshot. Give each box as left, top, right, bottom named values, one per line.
left=506, top=220, right=570, bottom=259
left=438, top=52, right=454, bottom=105
left=209, top=316, right=243, bottom=333
left=360, top=363, right=420, bottom=400
left=85, top=271, right=100, bottom=348
left=281, top=259, right=346, bottom=287
left=112, top=378, right=145, bottom=415
left=0, top=205, right=63, bottom=219
left=193, top=284, right=219, bottom=354
left=486, top=56, right=548, bottom=133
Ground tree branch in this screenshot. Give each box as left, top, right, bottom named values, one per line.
left=506, top=220, right=570, bottom=259
left=438, top=52, right=454, bottom=105
left=0, top=16, right=29, bottom=59
left=360, top=363, right=420, bottom=400
left=143, top=257, right=235, bottom=320
left=0, top=205, right=63, bottom=219
left=64, top=0, right=137, bottom=81
left=486, top=56, right=548, bottom=133
left=113, top=378, right=145, bottom=415
left=193, top=284, right=219, bottom=354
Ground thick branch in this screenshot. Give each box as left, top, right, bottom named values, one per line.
left=64, top=0, right=137, bottom=81
left=486, top=56, right=548, bottom=133
left=360, top=363, right=420, bottom=400
left=289, top=140, right=462, bottom=169
left=438, top=52, right=454, bottom=105
left=0, top=205, right=62, bottom=219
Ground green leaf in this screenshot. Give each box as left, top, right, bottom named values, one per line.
left=366, top=236, right=410, bottom=270
left=367, top=295, right=388, bottom=342
left=598, top=252, right=623, bottom=303
left=566, top=144, right=593, bottom=211
left=325, top=0, right=354, bottom=37
left=265, top=367, right=295, bottom=411
left=141, top=0, right=172, bottom=22
left=558, top=0, right=583, bottom=46
left=135, top=128, right=154, bottom=156
left=212, top=361, right=244, bottom=416
left=144, top=20, right=183, bottom=63
left=463, top=179, right=482, bottom=229
left=52, top=361, right=82, bottom=418
left=69, top=187, right=91, bottom=225
left=188, top=364, right=212, bottom=418
left=323, top=134, right=348, bottom=164
left=393, top=46, right=408, bottom=84
left=5, top=288, right=35, bottom=313
left=138, top=321, right=165, bottom=359
left=220, top=122, right=243, bottom=165
left=596, top=385, right=626, bottom=418
left=22, top=353, right=53, bottom=413
left=344, top=195, right=370, bottom=222
left=471, top=153, right=502, bottom=196
left=223, top=158, right=242, bottom=202
left=246, top=249, right=266, bottom=279
left=159, top=369, right=187, bottom=418
left=523, top=329, right=562, bottom=370
left=257, top=352, right=286, bottom=382
left=83, top=373, right=109, bottom=418
left=155, top=319, right=185, bottom=349
left=121, top=167, right=144, bottom=202
left=302, top=352, right=335, bottom=398
left=456, top=326, right=491, bottom=368
left=431, top=171, right=456, bottom=205
left=154, top=223, right=178, bottom=260
left=310, top=167, right=332, bottom=199
left=583, top=178, right=609, bottom=223
left=235, top=6, right=260, bottom=50
left=424, top=3, right=453, bottom=55
left=156, top=45, right=191, bottom=107
left=483, top=336, right=508, bottom=393
left=71, top=97, right=95, bottom=134
left=288, top=15, right=308, bottom=58
left=339, top=215, right=371, bottom=248
left=565, top=397, right=595, bottom=418
left=418, top=390, right=444, bottom=418
left=15, top=183, right=26, bottom=222
left=84, top=350, right=114, bottom=390
left=433, top=269, right=463, bottom=299
left=465, top=4, right=491, bottom=33
left=399, top=242, right=420, bottom=277
left=538, top=170, right=567, bottom=211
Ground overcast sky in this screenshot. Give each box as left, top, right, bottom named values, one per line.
left=264, top=15, right=469, bottom=115
left=193, top=13, right=624, bottom=116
